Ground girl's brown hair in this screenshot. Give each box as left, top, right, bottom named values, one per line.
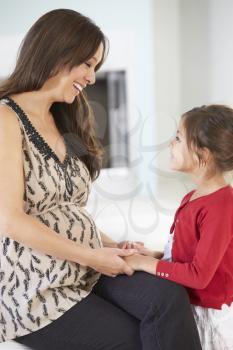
left=0, top=9, right=108, bottom=180
left=182, top=105, right=233, bottom=172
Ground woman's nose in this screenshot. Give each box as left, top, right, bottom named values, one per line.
left=86, top=70, right=96, bottom=85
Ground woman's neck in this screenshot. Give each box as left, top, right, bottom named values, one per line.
left=11, top=90, right=57, bottom=122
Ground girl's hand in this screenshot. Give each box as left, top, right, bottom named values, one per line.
left=118, top=240, right=144, bottom=249
left=88, top=247, right=137, bottom=277
left=124, top=254, right=159, bottom=275
left=136, top=246, right=164, bottom=259
left=119, top=241, right=164, bottom=259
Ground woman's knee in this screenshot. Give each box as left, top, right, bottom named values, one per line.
left=112, top=313, right=141, bottom=350
left=166, top=280, right=189, bottom=302
left=148, top=277, right=190, bottom=311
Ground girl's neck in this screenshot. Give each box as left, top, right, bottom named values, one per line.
left=191, top=172, right=227, bottom=199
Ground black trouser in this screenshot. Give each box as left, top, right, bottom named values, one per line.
left=16, top=272, right=202, bottom=350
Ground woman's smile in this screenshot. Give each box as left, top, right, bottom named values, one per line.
left=73, top=81, right=84, bottom=94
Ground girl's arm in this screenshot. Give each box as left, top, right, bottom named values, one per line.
left=156, top=200, right=233, bottom=289
left=125, top=199, right=233, bottom=289
left=124, top=254, right=159, bottom=275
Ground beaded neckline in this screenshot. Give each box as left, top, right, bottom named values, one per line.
left=4, top=96, right=69, bottom=168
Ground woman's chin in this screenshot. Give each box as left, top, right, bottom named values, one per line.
left=64, top=95, right=77, bottom=104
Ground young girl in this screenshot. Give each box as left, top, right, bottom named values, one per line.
left=125, top=105, right=233, bottom=350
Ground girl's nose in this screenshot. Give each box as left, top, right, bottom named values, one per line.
left=169, top=139, right=174, bottom=148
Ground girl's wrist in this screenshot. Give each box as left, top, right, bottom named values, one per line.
left=154, top=258, right=159, bottom=273
left=140, top=256, right=158, bottom=275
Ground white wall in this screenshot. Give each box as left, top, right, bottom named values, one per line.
left=152, top=0, right=188, bottom=201
left=179, top=0, right=212, bottom=110
left=153, top=0, right=233, bottom=193
left=208, top=0, right=233, bottom=105
left=180, top=0, right=233, bottom=108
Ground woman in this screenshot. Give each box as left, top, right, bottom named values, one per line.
left=0, top=9, right=201, bottom=350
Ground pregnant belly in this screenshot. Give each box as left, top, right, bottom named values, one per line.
left=34, top=204, right=102, bottom=249
left=0, top=204, right=102, bottom=299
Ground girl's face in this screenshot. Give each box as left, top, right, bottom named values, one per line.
left=50, top=42, right=104, bottom=104
left=169, top=120, right=199, bottom=174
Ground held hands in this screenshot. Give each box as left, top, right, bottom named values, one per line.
left=117, top=240, right=162, bottom=275
left=88, top=247, right=137, bottom=277
left=89, top=241, right=163, bottom=278
left=118, top=240, right=145, bottom=250
left=118, top=240, right=164, bottom=259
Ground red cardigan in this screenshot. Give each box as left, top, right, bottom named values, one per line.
left=156, top=185, right=233, bottom=309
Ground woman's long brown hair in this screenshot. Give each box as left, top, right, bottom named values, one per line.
left=0, top=9, right=108, bottom=180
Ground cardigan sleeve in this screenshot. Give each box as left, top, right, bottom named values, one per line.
left=156, top=199, right=233, bottom=289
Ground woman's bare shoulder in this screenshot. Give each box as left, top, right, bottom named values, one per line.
left=0, top=102, right=22, bottom=139
left=0, top=102, right=25, bottom=225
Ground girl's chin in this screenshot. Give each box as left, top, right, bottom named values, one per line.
left=170, top=162, right=181, bottom=171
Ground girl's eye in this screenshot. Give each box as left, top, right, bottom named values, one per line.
left=85, top=62, right=91, bottom=68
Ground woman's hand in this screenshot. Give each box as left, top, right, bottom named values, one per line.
left=118, top=241, right=164, bottom=259
left=124, top=254, right=159, bottom=275
left=88, top=247, right=137, bottom=277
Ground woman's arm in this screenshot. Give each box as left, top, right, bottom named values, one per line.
left=100, top=231, right=118, bottom=248
left=0, top=105, right=135, bottom=277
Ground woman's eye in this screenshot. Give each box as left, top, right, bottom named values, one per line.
left=85, top=62, right=91, bottom=68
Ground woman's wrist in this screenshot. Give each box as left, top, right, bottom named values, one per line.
left=75, top=245, right=95, bottom=267
left=107, top=242, right=118, bottom=248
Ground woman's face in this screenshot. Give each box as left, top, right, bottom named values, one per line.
left=52, top=42, right=104, bottom=103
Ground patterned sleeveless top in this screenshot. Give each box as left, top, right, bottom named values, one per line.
left=0, top=97, right=102, bottom=343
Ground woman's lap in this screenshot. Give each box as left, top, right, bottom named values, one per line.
left=94, top=272, right=202, bottom=350
left=15, top=292, right=141, bottom=350
left=94, top=271, right=188, bottom=319
left=15, top=272, right=201, bottom=350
